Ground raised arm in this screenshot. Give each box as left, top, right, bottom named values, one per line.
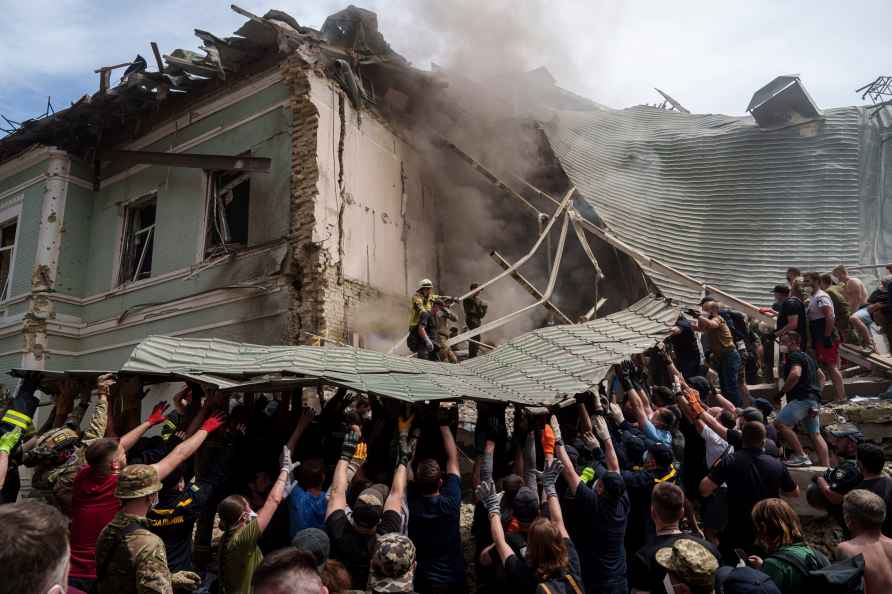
left=542, top=459, right=569, bottom=538
left=698, top=408, right=729, bottom=440
left=477, top=480, right=515, bottom=564
left=325, top=425, right=360, bottom=519
left=439, top=406, right=460, bottom=477
left=120, top=401, right=170, bottom=452
left=286, top=407, right=316, bottom=456
left=385, top=424, right=416, bottom=514
left=256, top=446, right=291, bottom=532
left=151, top=413, right=224, bottom=481
left=0, top=428, right=22, bottom=490
left=83, top=375, right=112, bottom=441
left=556, top=443, right=581, bottom=495
left=593, top=415, right=619, bottom=472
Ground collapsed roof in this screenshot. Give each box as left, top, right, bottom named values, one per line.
left=120, top=295, right=677, bottom=405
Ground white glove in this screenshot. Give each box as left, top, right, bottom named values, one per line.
left=608, top=403, right=624, bottom=425
left=424, top=337, right=434, bottom=351
left=549, top=415, right=563, bottom=446
left=593, top=416, right=611, bottom=443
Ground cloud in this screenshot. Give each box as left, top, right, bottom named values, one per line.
left=1, top=0, right=890, bottom=125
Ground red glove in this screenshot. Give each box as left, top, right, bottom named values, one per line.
left=147, top=402, right=170, bottom=426
left=201, top=412, right=226, bottom=433
left=541, top=424, right=556, bottom=456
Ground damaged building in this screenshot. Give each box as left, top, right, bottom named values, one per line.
left=0, top=5, right=890, bottom=393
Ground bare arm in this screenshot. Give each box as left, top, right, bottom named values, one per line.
left=546, top=490, right=569, bottom=539
left=489, top=512, right=515, bottom=564
left=699, top=409, right=729, bottom=440
left=700, top=475, right=720, bottom=498
left=557, top=444, right=581, bottom=495
left=257, top=468, right=289, bottom=532
left=816, top=477, right=844, bottom=505
left=626, top=387, right=651, bottom=430
left=384, top=463, right=408, bottom=514
left=441, top=425, right=460, bottom=477
left=776, top=314, right=799, bottom=337
left=151, top=413, right=223, bottom=480
left=697, top=315, right=720, bottom=330
left=780, top=365, right=802, bottom=395
left=600, top=421, right=620, bottom=472
left=326, top=426, right=360, bottom=519
left=821, top=304, right=835, bottom=337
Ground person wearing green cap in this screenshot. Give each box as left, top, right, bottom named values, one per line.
left=655, top=538, right=719, bottom=594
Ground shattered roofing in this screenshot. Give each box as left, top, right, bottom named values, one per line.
left=542, top=103, right=890, bottom=307
left=0, top=5, right=410, bottom=163
left=121, top=295, right=677, bottom=405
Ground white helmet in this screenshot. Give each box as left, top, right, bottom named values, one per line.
left=417, top=278, right=433, bottom=290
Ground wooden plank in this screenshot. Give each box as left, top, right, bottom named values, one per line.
left=103, top=149, right=271, bottom=172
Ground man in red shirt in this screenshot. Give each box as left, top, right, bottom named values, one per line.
left=68, top=377, right=225, bottom=594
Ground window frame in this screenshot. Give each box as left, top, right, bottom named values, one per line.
left=0, top=203, right=21, bottom=303
left=115, top=191, right=158, bottom=287
left=200, top=168, right=251, bottom=260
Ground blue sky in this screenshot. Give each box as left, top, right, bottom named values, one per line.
left=2, top=0, right=890, bottom=127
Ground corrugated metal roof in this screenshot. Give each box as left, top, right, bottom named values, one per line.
left=542, top=104, right=879, bottom=307
left=121, top=295, right=677, bottom=405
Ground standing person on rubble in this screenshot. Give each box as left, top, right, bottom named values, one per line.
left=773, top=331, right=830, bottom=468
left=463, top=283, right=488, bottom=359
left=432, top=299, right=459, bottom=363
left=833, top=265, right=869, bottom=312
left=407, top=279, right=449, bottom=360
left=804, top=272, right=846, bottom=402
left=692, top=298, right=743, bottom=407
left=821, top=274, right=852, bottom=343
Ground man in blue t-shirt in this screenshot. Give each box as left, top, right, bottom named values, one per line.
left=408, top=408, right=465, bottom=594
left=286, top=458, right=328, bottom=538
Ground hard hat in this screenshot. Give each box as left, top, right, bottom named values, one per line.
left=417, top=278, right=433, bottom=290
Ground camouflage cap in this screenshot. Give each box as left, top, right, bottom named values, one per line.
left=115, top=464, right=162, bottom=499
left=655, top=538, right=719, bottom=589
left=369, top=533, right=416, bottom=593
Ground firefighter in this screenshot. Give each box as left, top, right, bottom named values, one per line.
left=432, top=299, right=459, bottom=363
left=407, top=279, right=453, bottom=360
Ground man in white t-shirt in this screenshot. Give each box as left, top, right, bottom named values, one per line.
left=805, top=272, right=845, bottom=402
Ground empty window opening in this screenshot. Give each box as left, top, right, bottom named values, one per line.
left=0, top=219, right=17, bottom=300
left=119, top=194, right=157, bottom=285
left=205, top=170, right=250, bottom=258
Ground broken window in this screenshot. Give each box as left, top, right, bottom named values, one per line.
left=0, top=219, right=17, bottom=300
left=118, top=194, right=157, bottom=285
left=204, top=169, right=250, bottom=258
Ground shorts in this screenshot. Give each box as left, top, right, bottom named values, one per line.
left=853, top=308, right=874, bottom=326
left=815, top=340, right=840, bottom=366
left=776, top=398, right=820, bottom=434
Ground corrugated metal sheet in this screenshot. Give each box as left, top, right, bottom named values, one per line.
left=121, top=295, right=678, bottom=405
left=542, top=104, right=881, bottom=307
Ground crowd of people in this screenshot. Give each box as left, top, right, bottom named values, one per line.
left=0, top=265, right=890, bottom=594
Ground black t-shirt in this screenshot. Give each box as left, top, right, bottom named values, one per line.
left=630, top=533, right=721, bottom=594
left=709, top=448, right=797, bottom=549
left=147, top=479, right=214, bottom=572
left=326, top=509, right=402, bottom=590
left=671, top=319, right=701, bottom=378
left=860, top=476, right=892, bottom=537
left=777, top=297, right=807, bottom=337
left=678, top=416, right=708, bottom=500
left=782, top=351, right=821, bottom=401
left=623, top=468, right=677, bottom=558
left=408, top=474, right=464, bottom=586
left=572, top=481, right=629, bottom=589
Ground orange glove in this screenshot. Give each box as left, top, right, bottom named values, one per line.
left=684, top=387, right=706, bottom=418
left=541, top=424, right=556, bottom=456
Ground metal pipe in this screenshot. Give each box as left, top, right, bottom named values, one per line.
left=489, top=250, right=573, bottom=324
left=447, top=211, right=570, bottom=348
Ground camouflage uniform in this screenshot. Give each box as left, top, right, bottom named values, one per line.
left=369, top=533, right=417, bottom=593
left=434, top=304, right=459, bottom=364
left=462, top=294, right=488, bottom=358
left=36, top=395, right=108, bottom=511
left=96, top=464, right=191, bottom=594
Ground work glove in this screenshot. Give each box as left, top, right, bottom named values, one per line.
left=279, top=445, right=301, bottom=497
left=147, top=402, right=170, bottom=427
left=598, top=380, right=608, bottom=399
left=263, top=399, right=280, bottom=417
left=683, top=387, right=706, bottom=418
left=593, top=416, right=611, bottom=443
left=608, top=403, right=624, bottom=425
left=437, top=403, right=456, bottom=427
left=352, top=441, right=368, bottom=465
left=424, top=336, right=435, bottom=352
left=580, top=431, right=598, bottom=453
left=476, top=480, right=500, bottom=516
left=96, top=373, right=116, bottom=394
left=200, top=412, right=226, bottom=433
left=398, top=411, right=415, bottom=437
left=397, top=434, right=416, bottom=467
left=541, top=423, right=556, bottom=456
left=340, top=428, right=361, bottom=462
left=822, top=335, right=833, bottom=348
left=170, top=571, right=202, bottom=592
left=542, top=458, right=564, bottom=499
left=617, top=362, right=633, bottom=391
left=549, top=415, right=563, bottom=447
left=0, top=427, right=22, bottom=454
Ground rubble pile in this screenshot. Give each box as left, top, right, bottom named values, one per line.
left=822, top=395, right=892, bottom=455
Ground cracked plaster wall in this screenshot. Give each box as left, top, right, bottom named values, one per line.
left=284, top=58, right=441, bottom=345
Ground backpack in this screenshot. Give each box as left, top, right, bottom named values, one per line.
left=536, top=573, right=584, bottom=594
left=718, top=308, right=748, bottom=344
left=770, top=549, right=865, bottom=594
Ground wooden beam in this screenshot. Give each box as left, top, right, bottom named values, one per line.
left=102, top=150, right=271, bottom=172
left=490, top=250, right=574, bottom=325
